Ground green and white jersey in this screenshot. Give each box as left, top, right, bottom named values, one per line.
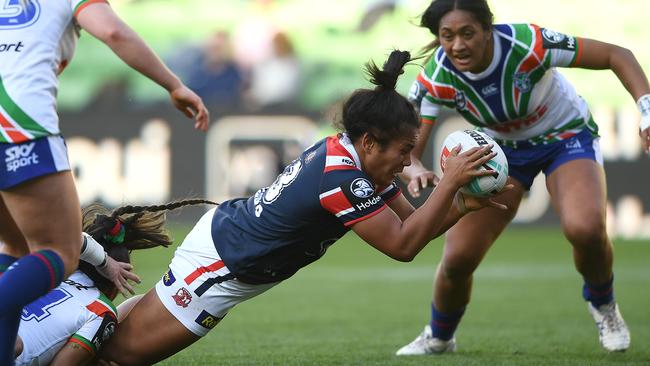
left=0, top=0, right=106, bottom=143
left=16, top=271, right=117, bottom=366
left=409, top=23, right=598, bottom=147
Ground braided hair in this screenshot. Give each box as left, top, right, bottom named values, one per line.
left=80, top=199, right=217, bottom=298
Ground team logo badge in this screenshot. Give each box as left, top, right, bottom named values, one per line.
left=454, top=90, right=467, bottom=110
left=102, top=321, right=116, bottom=342
left=163, top=269, right=176, bottom=286
left=172, top=287, right=192, bottom=308
left=541, top=28, right=576, bottom=50
left=514, top=73, right=531, bottom=93
left=350, top=178, right=374, bottom=198
left=542, top=29, right=566, bottom=44
left=0, top=0, right=41, bottom=29
left=195, top=310, right=222, bottom=330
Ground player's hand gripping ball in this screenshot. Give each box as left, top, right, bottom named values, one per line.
left=440, top=130, right=508, bottom=197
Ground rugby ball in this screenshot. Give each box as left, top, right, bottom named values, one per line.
left=440, top=130, right=508, bottom=197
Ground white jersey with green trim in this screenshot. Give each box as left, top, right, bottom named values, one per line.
left=409, top=23, right=598, bottom=146
left=15, top=271, right=117, bottom=366
left=0, top=0, right=102, bottom=143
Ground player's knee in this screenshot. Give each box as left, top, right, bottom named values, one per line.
left=439, top=256, right=479, bottom=281
left=563, top=217, right=607, bottom=250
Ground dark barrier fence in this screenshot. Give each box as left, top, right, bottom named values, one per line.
left=60, top=103, right=650, bottom=239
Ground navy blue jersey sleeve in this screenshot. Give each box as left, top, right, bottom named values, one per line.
left=377, top=181, right=401, bottom=204
left=319, top=171, right=387, bottom=227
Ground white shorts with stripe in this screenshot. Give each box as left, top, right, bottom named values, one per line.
left=155, top=208, right=279, bottom=336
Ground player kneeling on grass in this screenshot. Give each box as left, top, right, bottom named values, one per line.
left=8, top=199, right=213, bottom=366
left=97, top=50, right=512, bottom=366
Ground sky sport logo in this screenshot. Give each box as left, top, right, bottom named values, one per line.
left=5, top=143, right=39, bottom=172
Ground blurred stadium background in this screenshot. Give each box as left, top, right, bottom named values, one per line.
left=57, top=0, right=649, bottom=364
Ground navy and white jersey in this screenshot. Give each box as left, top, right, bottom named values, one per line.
left=212, top=134, right=401, bottom=284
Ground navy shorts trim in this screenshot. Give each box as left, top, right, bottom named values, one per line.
left=502, top=129, right=602, bottom=190
left=0, top=135, right=70, bottom=190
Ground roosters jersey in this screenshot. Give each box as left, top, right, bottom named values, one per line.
left=15, top=271, right=117, bottom=366
left=409, top=23, right=598, bottom=147
left=0, top=0, right=107, bottom=143
left=212, top=134, right=401, bottom=284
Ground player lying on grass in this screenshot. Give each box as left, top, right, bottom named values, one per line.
left=96, top=50, right=513, bottom=366
left=6, top=199, right=214, bottom=366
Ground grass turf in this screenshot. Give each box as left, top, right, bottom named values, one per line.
left=126, top=226, right=650, bottom=365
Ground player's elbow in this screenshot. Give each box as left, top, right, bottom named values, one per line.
left=100, top=26, right=131, bottom=46
left=387, top=247, right=417, bottom=262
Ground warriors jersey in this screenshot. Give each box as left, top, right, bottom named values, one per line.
left=15, top=271, right=117, bottom=366
left=409, top=23, right=598, bottom=146
left=0, top=0, right=107, bottom=143
left=212, top=134, right=401, bottom=284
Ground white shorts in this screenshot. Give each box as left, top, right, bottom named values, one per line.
left=155, top=208, right=278, bottom=336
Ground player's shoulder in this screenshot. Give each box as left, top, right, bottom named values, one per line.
left=322, top=134, right=360, bottom=173
left=494, top=23, right=540, bottom=41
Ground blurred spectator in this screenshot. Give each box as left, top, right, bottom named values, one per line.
left=245, top=32, right=302, bottom=110
left=232, top=0, right=279, bottom=70
left=168, top=31, right=245, bottom=108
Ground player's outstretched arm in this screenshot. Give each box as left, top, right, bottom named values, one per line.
left=574, top=38, right=650, bottom=151
left=75, top=3, right=209, bottom=131
left=352, top=145, right=503, bottom=261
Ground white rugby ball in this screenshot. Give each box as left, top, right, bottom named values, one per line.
left=440, top=130, right=508, bottom=197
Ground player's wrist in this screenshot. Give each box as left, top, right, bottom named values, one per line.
left=80, top=232, right=108, bottom=267
left=637, top=94, right=650, bottom=131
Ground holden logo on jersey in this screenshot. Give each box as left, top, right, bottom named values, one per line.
left=356, top=196, right=381, bottom=211
left=5, top=142, right=38, bottom=173
left=172, top=287, right=192, bottom=308
left=350, top=178, right=374, bottom=198
left=513, top=73, right=531, bottom=93
left=454, top=90, right=467, bottom=110
left=481, top=83, right=498, bottom=97
left=0, top=0, right=41, bottom=29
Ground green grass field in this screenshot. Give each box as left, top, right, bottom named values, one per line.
left=126, top=226, right=650, bottom=365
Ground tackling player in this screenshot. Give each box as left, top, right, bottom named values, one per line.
left=0, top=1, right=209, bottom=362
left=96, top=50, right=512, bottom=365
left=396, top=0, right=650, bottom=355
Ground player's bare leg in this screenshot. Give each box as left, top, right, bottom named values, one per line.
left=547, top=159, right=629, bottom=352
left=100, top=289, right=207, bottom=365
left=396, top=178, right=524, bottom=355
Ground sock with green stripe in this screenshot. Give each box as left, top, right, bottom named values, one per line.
left=0, top=250, right=64, bottom=366
left=0, top=253, right=19, bottom=366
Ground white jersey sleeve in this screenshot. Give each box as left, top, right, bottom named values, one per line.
left=538, top=26, right=582, bottom=68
